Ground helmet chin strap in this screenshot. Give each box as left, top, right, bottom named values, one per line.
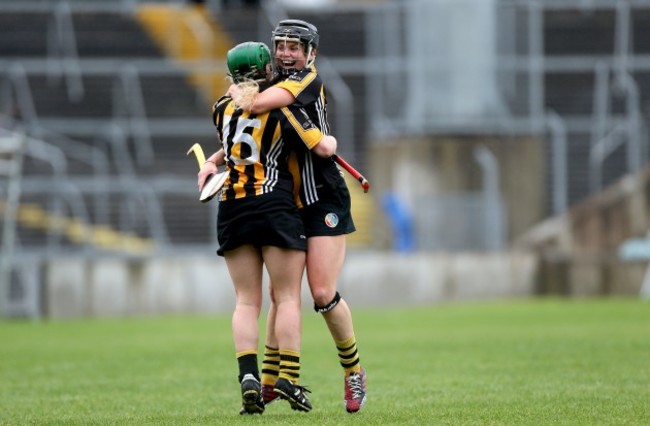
left=305, top=46, right=315, bottom=69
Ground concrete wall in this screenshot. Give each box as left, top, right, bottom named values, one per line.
left=38, top=250, right=539, bottom=318
left=536, top=253, right=647, bottom=296
left=515, top=167, right=650, bottom=296
left=371, top=135, right=546, bottom=246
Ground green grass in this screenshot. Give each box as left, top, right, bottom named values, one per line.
left=1, top=297, right=649, bottom=425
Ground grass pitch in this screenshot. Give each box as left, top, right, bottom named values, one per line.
left=1, top=297, right=648, bottom=425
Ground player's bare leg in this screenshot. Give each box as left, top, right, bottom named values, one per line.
left=262, top=246, right=303, bottom=353
left=226, top=245, right=264, bottom=358
left=307, top=235, right=367, bottom=413
left=224, top=245, right=265, bottom=414
left=262, top=246, right=312, bottom=412
left=306, top=235, right=353, bottom=339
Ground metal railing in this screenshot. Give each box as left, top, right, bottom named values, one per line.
left=47, top=1, right=84, bottom=102
left=0, top=129, right=25, bottom=317
left=113, top=65, right=154, bottom=166
left=546, top=111, right=568, bottom=215
left=1, top=64, right=40, bottom=131
left=588, top=1, right=645, bottom=193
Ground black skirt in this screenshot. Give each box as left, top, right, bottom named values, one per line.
left=216, top=190, right=307, bottom=256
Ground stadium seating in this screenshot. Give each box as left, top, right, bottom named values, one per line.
left=0, top=4, right=218, bottom=249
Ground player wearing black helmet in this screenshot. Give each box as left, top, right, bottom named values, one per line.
left=271, top=19, right=319, bottom=74
left=228, top=19, right=368, bottom=414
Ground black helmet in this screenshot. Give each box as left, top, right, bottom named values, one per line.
left=271, top=19, right=319, bottom=72
left=226, top=41, right=272, bottom=83
left=272, top=19, right=319, bottom=50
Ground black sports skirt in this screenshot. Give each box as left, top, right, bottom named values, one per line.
left=301, top=175, right=356, bottom=238
left=216, top=190, right=307, bottom=256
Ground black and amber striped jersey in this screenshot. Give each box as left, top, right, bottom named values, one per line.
left=212, top=95, right=325, bottom=202
left=274, top=66, right=344, bottom=208
left=275, top=66, right=329, bottom=133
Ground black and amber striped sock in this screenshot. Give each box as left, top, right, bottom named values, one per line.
left=278, top=349, right=301, bottom=383
left=236, top=350, right=259, bottom=383
left=335, top=335, right=361, bottom=377
left=261, top=345, right=280, bottom=387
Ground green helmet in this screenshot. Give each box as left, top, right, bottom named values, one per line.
left=226, top=42, right=271, bottom=83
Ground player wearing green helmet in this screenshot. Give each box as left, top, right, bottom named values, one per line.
left=226, top=41, right=272, bottom=83
left=197, top=41, right=338, bottom=415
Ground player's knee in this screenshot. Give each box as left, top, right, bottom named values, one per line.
left=311, top=286, right=332, bottom=307
left=313, top=291, right=341, bottom=313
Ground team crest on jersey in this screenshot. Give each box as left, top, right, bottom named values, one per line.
left=324, top=213, right=339, bottom=228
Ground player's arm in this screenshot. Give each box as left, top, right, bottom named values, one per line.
left=228, top=84, right=295, bottom=113
left=312, top=134, right=337, bottom=158
left=198, top=149, right=225, bottom=191
left=208, top=149, right=226, bottom=166
left=227, top=70, right=319, bottom=113
left=281, top=106, right=336, bottom=158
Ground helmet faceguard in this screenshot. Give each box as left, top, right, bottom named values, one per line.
left=226, top=42, right=272, bottom=83
left=271, top=19, right=319, bottom=75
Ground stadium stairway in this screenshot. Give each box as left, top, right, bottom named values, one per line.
left=135, top=3, right=233, bottom=101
